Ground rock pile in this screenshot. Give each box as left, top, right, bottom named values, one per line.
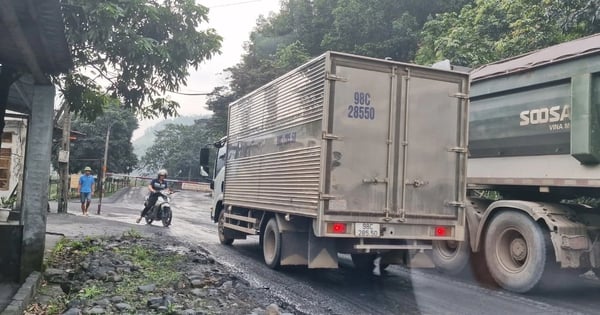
left=26, top=234, right=296, bottom=315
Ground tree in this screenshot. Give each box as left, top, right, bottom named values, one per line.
left=52, top=106, right=139, bottom=175
left=59, top=0, right=222, bottom=120
left=141, top=119, right=214, bottom=180
left=415, top=0, right=600, bottom=67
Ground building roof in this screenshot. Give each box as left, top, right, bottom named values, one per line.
left=471, top=34, right=600, bottom=81
left=0, top=0, right=72, bottom=82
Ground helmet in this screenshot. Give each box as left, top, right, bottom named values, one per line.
left=84, top=166, right=92, bottom=171
left=157, top=169, right=168, bottom=177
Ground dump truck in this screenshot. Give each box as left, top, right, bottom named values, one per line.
left=430, top=34, right=600, bottom=293
left=201, top=52, right=469, bottom=270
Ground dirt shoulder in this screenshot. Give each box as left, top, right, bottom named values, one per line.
left=27, top=231, right=298, bottom=315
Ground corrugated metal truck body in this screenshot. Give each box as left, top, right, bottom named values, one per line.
left=223, top=52, right=469, bottom=243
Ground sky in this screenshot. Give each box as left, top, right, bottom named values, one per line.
left=132, top=0, right=281, bottom=139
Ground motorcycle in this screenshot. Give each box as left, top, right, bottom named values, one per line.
left=143, top=190, right=174, bottom=227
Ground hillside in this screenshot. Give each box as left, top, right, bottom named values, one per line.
left=133, top=115, right=209, bottom=159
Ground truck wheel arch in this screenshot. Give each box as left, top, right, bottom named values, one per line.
left=213, top=201, right=224, bottom=223
left=473, top=200, right=559, bottom=252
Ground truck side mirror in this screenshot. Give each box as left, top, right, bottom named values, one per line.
left=200, top=148, right=210, bottom=166
left=200, top=166, right=209, bottom=177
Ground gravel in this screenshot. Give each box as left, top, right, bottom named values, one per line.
left=25, top=234, right=299, bottom=314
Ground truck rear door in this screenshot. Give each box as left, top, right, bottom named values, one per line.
left=400, top=71, right=468, bottom=222
left=324, top=55, right=468, bottom=228
left=324, top=58, right=394, bottom=216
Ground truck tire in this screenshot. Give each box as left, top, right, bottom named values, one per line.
left=351, top=254, right=377, bottom=272
left=484, top=211, right=549, bottom=293
left=263, top=218, right=282, bottom=269
left=432, top=227, right=470, bottom=275
left=218, top=211, right=234, bottom=245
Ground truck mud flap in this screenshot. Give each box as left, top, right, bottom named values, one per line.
left=280, top=232, right=309, bottom=266
left=308, top=225, right=338, bottom=269
left=278, top=225, right=338, bottom=268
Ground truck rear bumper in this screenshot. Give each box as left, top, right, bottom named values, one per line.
left=314, top=220, right=465, bottom=242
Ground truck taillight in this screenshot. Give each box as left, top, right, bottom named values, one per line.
left=327, top=222, right=347, bottom=234
left=434, top=226, right=450, bottom=237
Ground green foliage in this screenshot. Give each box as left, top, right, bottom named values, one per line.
left=415, top=0, right=600, bottom=67
left=141, top=118, right=216, bottom=179
left=113, top=244, right=183, bottom=306
left=133, top=115, right=203, bottom=158
left=59, top=0, right=222, bottom=119
left=275, top=41, right=311, bottom=69
left=123, top=229, right=143, bottom=239
left=207, top=0, right=469, bottom=140
left=77, top=285, right=104, bottom=299
left=53, top=106, right=139, bottom=174
left=0, top=195, right=16, bottom=208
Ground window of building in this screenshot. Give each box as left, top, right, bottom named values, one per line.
left=0, top=148, right=10, bottom=190
left=1, top=132, right=12, bottom=143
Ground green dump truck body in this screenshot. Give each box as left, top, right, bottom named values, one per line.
left=468, top=34, right=600, bottom=188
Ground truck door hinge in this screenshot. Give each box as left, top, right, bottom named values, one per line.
left=320, top=194, right=337, bottom=200
left=322, top=132, right=341, bottom=140
left=446, top=201, right=466, bottom=208
left=450, top=92, right=468, bottom=99
left=325, top=72, right=347, bottom=82
left=448, top=147, right=468, bottom=153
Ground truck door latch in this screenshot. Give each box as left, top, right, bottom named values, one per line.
left=406, top=180, right=428, bottom=187
left=362, top=177, right=388, bottom=184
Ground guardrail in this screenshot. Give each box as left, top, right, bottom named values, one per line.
left=48, top=174, right=211, bottom=200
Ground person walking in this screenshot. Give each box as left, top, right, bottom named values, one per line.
left=79, top=166, right=95, bottom=216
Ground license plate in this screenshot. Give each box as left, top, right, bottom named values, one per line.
left=355, top=223, right=380, bottom=237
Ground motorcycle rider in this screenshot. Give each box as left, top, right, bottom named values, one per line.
left=136, top=169, right=170, bottom=223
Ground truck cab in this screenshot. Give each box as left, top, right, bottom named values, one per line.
left=209, top=137, right=227, bottom=222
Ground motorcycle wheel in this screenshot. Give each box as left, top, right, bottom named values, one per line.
left=162, top=208, right=172, bottom=227
left=145, top=215, right=153, bottom=225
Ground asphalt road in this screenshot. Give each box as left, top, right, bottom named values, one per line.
left=47, top=188, right=600, bottom=315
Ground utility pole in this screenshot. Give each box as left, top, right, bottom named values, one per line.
left=97, top=122, right=114, bottom=214
left=57, top=103, right=71, bottom=213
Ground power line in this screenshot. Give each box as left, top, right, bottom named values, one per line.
left=167, top=90, right=212, bottom=96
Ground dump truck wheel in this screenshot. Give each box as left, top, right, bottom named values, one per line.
left=432, top=226, right=470, bottom=275
left=484, top=211, right=549, bottom=293
left=263, top=218, right=281, bottom=269
left=218, top=211, right=234, bottom=245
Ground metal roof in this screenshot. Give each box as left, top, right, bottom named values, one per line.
left=471, top=33, right=600, bottom=81
left=0, top=0, right=72, bottom=82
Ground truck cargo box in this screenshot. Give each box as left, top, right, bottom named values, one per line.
left=224, top=52, right=469, bottom=238
left=468, top=34, right=600, bottom=187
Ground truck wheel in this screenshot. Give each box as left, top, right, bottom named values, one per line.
left=218, top=211, right=234, bottom=245
left=484, top=211, right=549, bottom=293
left=263, top=218, right=281, bottom=269
left=432, top=227, right=470, bottom=275
left=351, top=254, right=377, bottom=272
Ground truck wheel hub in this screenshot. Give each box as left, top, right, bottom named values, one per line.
left=510, top=238, right=527, bottom=261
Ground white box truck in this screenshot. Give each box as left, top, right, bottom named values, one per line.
left=201, top=52, right=469, bottom=270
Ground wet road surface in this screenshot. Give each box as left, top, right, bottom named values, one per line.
left=48, top=188, right=600, bottom=315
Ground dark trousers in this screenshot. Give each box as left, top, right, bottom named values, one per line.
left=141, top=193, right=159, bottom=217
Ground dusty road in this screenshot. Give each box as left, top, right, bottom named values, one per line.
left=48, top=188, right=600, bottom=315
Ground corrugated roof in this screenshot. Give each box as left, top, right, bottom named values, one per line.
left=0, top=0, right=72, bottom=77
left=471, top=34, right=600, bottom=81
